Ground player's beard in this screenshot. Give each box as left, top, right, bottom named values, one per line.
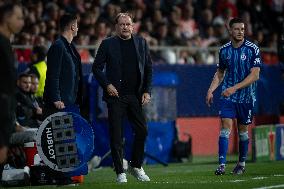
left=232, top=35, right=244, bottom=43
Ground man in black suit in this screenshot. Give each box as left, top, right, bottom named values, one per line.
left=93, top=12, right=152, bottom=183
left=0, top=3, right=24, bottom=179
left=43, top=14, right=82, bottom=116
left=42, top=14, right=83, bottom=186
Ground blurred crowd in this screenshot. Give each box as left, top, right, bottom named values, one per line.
left=2, top=0, right=284, bottom=65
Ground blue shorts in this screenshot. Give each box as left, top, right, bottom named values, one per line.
left=219, top=99, right=254, bottom=125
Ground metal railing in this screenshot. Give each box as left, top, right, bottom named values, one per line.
left=12, top=45, right=277, bottom=63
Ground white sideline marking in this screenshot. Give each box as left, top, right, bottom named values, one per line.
left=152, top=181, right=189, bottom=184
left=151, top=175, right=284, bottom=185
left=230, top=180, right=246, bottom=183
left=253, top=184, right=284, bottom=189
left=164, top=170, right=192, bottom=173
left=252, top=177, right=267, bottom=180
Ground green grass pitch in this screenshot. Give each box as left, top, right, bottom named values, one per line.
left=12, top=157, right=284, bottom=189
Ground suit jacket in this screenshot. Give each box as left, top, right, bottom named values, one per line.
left=92, top=35, right=152, bottom=101
left=44, top=36, right=83, bottom=106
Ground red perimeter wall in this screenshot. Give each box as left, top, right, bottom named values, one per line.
left=176, top=117, right=255, bottom=156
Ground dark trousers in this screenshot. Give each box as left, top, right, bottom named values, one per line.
left=0, top=95, right=15, bottom=147
left=107, top=95, right=148, bottom=174
left=0, top=163, right=3, bottom=181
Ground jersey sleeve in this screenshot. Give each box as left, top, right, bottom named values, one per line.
left=251, top=46, right=262, bottom=68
